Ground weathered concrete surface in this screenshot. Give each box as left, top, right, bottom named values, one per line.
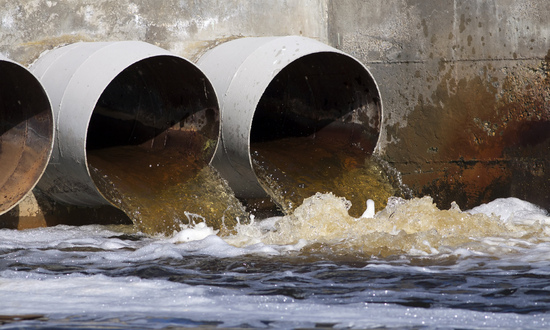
left=0, top=191, right=130, bottom=230
left=0, top=0, right=329, bottom=65
left=328, top=0, right=550, bottom=209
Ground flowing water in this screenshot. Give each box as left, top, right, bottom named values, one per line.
left=2, top=192, right=550, bottom=329
left=251, top=131, right=400, bottom=218
left=87, top=146, right=248, bottom=236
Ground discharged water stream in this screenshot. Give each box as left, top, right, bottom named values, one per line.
left=252, top=134, right=406, bottom=218
left=87, top=146, right=247, bottom=236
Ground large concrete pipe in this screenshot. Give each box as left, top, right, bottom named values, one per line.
left=29, top=41, right=219, bottom=208
left=0, top=55, right=54, bottom=215
left=197, top=36, right=386, bottom=216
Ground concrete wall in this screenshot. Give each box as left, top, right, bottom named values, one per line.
left=1, top=0, right=549, bottom=228
left=0, top=0, right=328, bottom=65
left=329, top=0, right=550, bottom=209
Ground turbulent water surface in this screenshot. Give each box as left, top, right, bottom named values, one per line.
left=2, top=194, right=550, bottom=329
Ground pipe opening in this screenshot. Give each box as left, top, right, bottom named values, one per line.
left=252, top=53, right=380, bottom=146
left=0, top=60, right=53, bottom=214
left=250, top=52, right=398, bottom=217
left=86, top=56, right=218, bottom=158
left=29, top=42, right=249, bottom=234
left=84, top=55, right=241, bottom=234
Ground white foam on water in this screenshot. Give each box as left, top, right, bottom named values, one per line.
left=0, top=225, right=134, bottom=250
left=169, top=221, right=218, bottom=243
left=468, top=197, right=550, bottom=225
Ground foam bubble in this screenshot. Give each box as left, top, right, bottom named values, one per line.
left=468, top=197, right=550, bottom=225
left=169, top=222, right=218, bottom=243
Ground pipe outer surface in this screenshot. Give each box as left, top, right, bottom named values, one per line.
left=30, top=41, right=219, bottom=206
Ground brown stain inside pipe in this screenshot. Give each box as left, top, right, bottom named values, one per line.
left=0, top=61, right=53, bottom=214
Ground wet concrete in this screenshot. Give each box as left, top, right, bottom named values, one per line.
left=330, top=0, right=550, bottom=209
left=381, top=59, right=549, bottom=209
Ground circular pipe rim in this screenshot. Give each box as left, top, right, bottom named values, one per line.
left=198, top=36, right=383, bottom=198
left=30, top=41, right=220, bottom=206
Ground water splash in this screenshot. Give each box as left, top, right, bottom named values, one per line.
left=224, top=192, right=550, bottom=258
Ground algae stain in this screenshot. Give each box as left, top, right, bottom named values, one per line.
left=17, top=34, right=95, bottom=66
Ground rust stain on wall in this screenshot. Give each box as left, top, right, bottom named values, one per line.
left=385, top=57, right=550, bottom=209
